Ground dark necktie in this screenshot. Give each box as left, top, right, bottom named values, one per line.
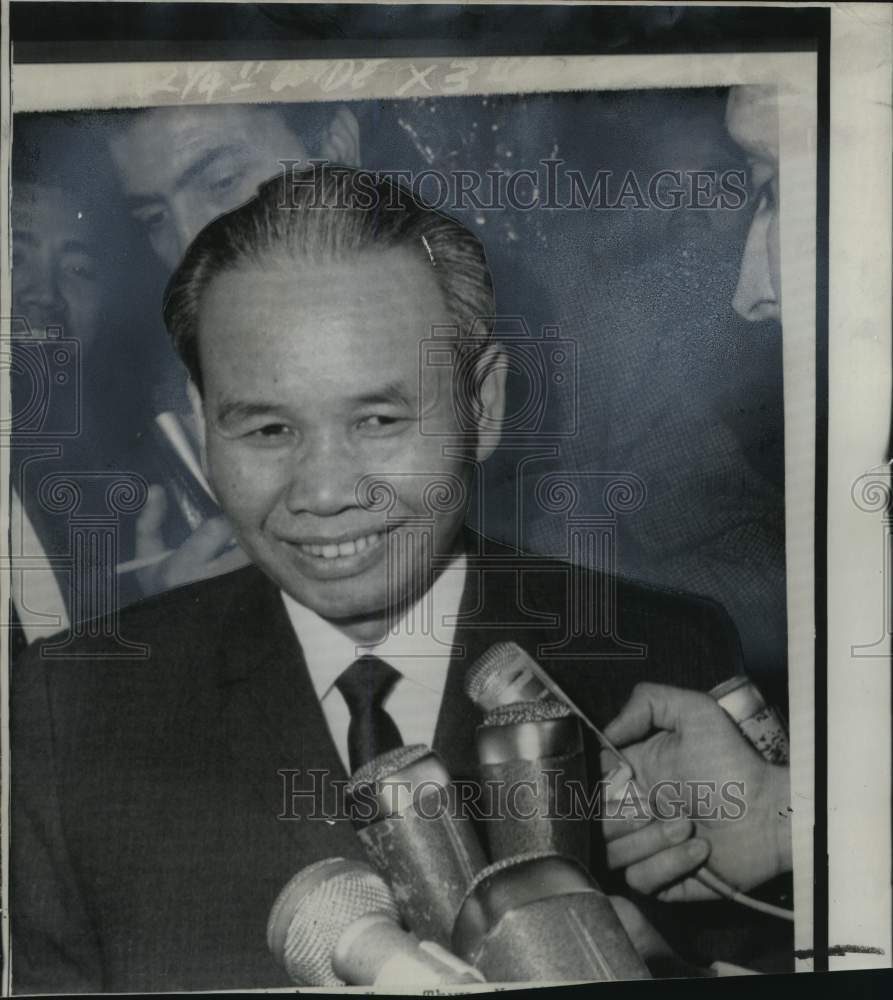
left=334, top=655, right=403, bottom=774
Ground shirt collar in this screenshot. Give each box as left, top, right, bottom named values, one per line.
left=282, top=554, right=468, bottom=702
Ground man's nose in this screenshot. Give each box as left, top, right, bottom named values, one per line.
left=283, top=433, right=360, bottom=517
left=732, top=211, right=781, bottom=323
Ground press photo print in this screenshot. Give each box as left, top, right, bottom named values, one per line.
left=1, top=2, right=890, bottom=995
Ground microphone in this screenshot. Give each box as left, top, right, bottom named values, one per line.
left=465, top=642, right=628, bottom=767
left=709, top=675, right=789, bottom=763
left=267, top=857, right=485, bottom=987
left=347, top=744, right=488, bottom=948
left=452, top=852, right=651, bottom=983
left=476, top=699, right=590, bottom=868
left=465, top=642, right=552, bottom=711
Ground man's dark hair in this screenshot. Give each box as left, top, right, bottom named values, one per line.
left=163, top=164, right=496, bottom=393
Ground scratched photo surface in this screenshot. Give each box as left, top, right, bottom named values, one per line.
left=6, top=80, right=796, bottom=991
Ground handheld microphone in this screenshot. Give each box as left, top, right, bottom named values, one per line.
left=709, top=675, right=789, bottom=764
left=476, top=699, right=590, bottom=868
left=465, top=641, right=628, bottom=769
left=452, top=852, right=651, bottom=982
left=267, top=857, right=485, bottom=987
left=347, top=744, right=488, bottom=948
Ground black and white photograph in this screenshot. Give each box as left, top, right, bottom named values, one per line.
left=1, top=2, right=890, bottom=994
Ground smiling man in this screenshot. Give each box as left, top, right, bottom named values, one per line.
left=169, top=189, right=499, bottom=643
left=11, top=166, right=753, bottom=993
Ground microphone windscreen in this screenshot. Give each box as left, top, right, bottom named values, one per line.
left=267, top=857, right=400, bottom=986
left=483, top=699, right=572, bottom=727
left=347, top=743, right=430, bottom=791
left=465, top=642, right=549, bottom=710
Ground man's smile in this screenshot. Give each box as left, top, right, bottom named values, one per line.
left=276, top=527, right=397, bottom=580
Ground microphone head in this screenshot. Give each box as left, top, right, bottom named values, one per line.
left=347, top=745, right=452, bottom=821
left=483, top=699, right=572, bottom=727
left=348, top=743, right=431, bottom=789
left=465, top=642, right=549, bottom=711
left=267, top=857, right=400, bottom=986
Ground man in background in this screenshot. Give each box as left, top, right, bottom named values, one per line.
left=8, top=119, right=158, bottom=647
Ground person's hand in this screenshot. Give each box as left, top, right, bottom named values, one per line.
left=600, top=682, right=792, bottom=902
left=134, top=485, right=250, bottom=596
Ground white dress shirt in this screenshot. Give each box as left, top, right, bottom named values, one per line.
left=281, top=555, right=467, bottom=773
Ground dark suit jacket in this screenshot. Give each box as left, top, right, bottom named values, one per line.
left=10, top=535, right=784, bottom=993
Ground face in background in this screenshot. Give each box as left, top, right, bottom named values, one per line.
left=192, top=247, right=505, bottom=640
left=11, top=182, right=103, bottom=348
left=109, top=104, right=311, bottom=271
left=726, top=86, right=781, bottom=323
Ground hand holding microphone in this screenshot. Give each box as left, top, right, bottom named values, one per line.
left=601, top=682, right=792, bottom=902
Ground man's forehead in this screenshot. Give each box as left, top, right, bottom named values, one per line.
left=198, top=250, right=454, bottom=377
left=111, top=106, right=295, bottom=187
left=121, top=104, right=275, bottom=144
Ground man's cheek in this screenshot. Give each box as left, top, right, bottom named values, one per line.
left=207, top=445, right=268, bottom=513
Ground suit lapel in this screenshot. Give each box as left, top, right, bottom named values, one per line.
left=214, top=570, right=362, bottom=861
left=433, top=537, right=550, bottom=781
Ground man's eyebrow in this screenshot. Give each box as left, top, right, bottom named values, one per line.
left=353, top=382, right=417, bottom=408
left=124, top=145, right=247, bottom=208
left=176, top=144, right=246, bottom=193
left=214, top=400, right=289, bottom=425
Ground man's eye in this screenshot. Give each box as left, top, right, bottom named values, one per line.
left=205, top=167, right=247, bottom=201
left=357, top=414, right=404, bottom=433
left=133, top=206, right=166, bottom=231
left=246, top=423, right=294, bottom=443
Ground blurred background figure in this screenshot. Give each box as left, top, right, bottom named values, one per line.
left=109, top=103, right=360, bottom=272
left=726, top=85, right=781, bottom=323
left=7, top=116, right=160, bottom=650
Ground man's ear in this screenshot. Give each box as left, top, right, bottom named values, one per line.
left=320, top=106, right=361, bottom=167
left=469, top=343, right=508, bottom=463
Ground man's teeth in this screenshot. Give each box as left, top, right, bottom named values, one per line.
left=298, top=532, right=383, bottom=559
